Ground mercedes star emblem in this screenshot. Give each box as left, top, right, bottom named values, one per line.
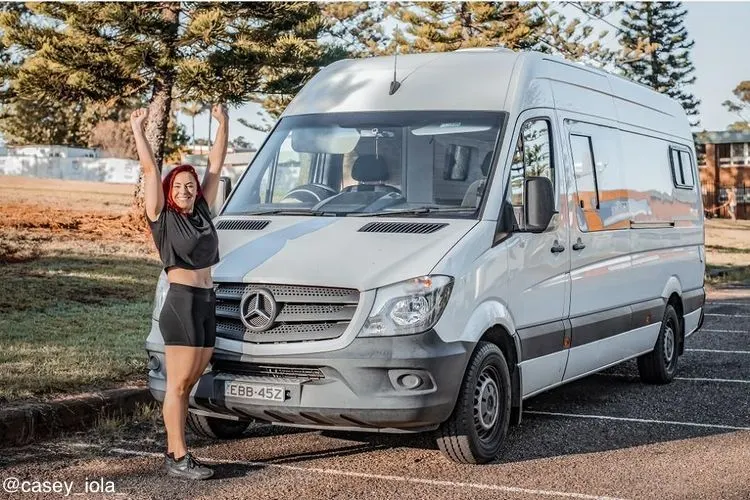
left=239, top=288, right=278, bottom=332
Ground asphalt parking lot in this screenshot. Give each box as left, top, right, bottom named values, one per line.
left=2, top=296, right=748, bottom=500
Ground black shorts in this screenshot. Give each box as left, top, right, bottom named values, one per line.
left=159, top=283, right=216, bottom=347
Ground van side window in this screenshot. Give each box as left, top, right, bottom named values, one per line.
left=507, top=118, right=554, bottom=229
left=570, top=134, right=599, bottom=213
left=670, top=147, right=695, bottom=189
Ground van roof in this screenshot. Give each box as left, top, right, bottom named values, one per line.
left=283, top=49, right=692, bottom=142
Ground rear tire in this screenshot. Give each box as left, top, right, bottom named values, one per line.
left=435, top=341, right=511, bottom=464
left=638, top=304, right=681, bottom=384
left=186, top=412, right=251, bottom=439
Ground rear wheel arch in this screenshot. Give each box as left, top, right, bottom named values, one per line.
left=668, top=292, right=685, bottom=355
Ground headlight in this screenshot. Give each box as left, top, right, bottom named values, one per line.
left=153, top=271, right=169, bottom=319
left=359, top=276, right=453, bottom=337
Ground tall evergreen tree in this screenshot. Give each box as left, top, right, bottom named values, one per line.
left=387, top=2, right=546, bottom=53
left=536, top=2, right=617, bottom=66
left=0, top=2, right=337, bottom=214
left=322, top=2, right=390, bottom=57
left=369, top=2, right=614, bottom=66
left=619, top=2, right=700, bottom=126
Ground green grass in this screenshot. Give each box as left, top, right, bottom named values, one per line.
left=705, top=264, right=750, bottom=287
left=0, top=253, right=161, bottom=402
left=90, top=401, right=164, bottom=443
left=706, top=245, right=750, bottom=255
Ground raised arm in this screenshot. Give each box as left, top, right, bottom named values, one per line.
left=130, top=108, right=165, bottom=222
left=202, top=104, right=229, bottom=207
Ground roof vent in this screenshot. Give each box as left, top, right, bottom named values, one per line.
left=358, top=222, right=448, bottom=234
left=215, top=219, right=271, bottom=231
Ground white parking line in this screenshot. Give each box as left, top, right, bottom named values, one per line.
left=700, top=328, right=746, bottom=333
left=705, top=313, right=750, bottom=318
left=686, top=348, right=750, bottom=354
left=596, top=372, right=750, bottom=384
left=706, top=302, right=750, bottom=307
left=66, top=444, right=629, bottom=500
left=676, top=376, right=750, bottom=384
left=524, top=411, right=750, bottom=431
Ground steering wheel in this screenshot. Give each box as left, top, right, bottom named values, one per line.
left=280, top=184, right=339, bottom=204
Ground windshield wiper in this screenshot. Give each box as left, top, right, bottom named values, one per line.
left=349, top=207, right=477, bottom=217
left=241, top=209, right=339, bottom=216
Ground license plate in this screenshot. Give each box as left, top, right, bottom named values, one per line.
left=225, top=381, right=286, bottom=402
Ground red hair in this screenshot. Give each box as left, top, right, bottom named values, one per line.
left=163, top=164, right=204, bottom=212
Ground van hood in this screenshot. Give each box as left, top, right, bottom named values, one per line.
left=211, top=216, right=477, bottom=291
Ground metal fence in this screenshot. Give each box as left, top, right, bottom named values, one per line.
left=702, top=184, right=750, bottom=219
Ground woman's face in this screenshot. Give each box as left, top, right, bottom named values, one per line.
left=172, top=171, right=198, bottom=212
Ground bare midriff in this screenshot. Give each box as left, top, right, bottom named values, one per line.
left=167, top=267, right=213, bottom=289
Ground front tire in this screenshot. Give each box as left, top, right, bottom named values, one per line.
left=638, top=304, right=681, bottom=384
left=435, top=342, right=511, bottom=464
left=187, top=412, right=251, bottom=439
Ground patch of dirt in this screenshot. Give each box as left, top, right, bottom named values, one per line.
left=0, top=203, right=148, bottom=241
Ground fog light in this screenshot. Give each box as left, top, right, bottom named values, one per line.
left=398, top=373, right=423, bottom=390
left=147, top=355, right=161, bottom=371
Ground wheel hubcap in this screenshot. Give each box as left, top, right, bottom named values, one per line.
left=474, top=368, right=500, bottom=437
left=663, top=324, right=675, bottom=364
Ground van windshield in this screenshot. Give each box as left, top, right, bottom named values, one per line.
left=223, top=111, right=505, bottom=217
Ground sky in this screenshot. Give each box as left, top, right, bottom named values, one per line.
left=178, top=1, right=750, bottom=150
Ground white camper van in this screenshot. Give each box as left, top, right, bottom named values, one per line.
left=145, top=49, right=705, bottom=464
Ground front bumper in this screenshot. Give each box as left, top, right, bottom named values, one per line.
left=147, top=330, right=471, bottom=432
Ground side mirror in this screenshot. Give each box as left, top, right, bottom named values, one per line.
left=524, top=176, right=555, bottom=233
left=211, top=176, right=232, bottom=218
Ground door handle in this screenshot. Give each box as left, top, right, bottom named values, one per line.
left=572, top=238, right=586, bottom=251
left=550, top=241, right=565, bottom=254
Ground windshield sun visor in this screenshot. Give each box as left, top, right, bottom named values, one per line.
left=291, top=126, right=360, bottom=154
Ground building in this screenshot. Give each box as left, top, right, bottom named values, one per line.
left=8, top=145, right=100, bottom=158
left=695, top=130, right=750, bottom=219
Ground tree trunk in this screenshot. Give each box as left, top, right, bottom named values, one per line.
left=208, top=112, right=213, bottom=148
left=191, top=115, right=196, bottom=147
left=132, top=2, right=180, bottom=219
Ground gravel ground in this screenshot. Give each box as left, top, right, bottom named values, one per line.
left=2, top=297, right=749, bottom=500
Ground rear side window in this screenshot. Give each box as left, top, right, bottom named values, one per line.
left=570, top=134, right=599, bottom=211
left=670, top=147, right=695, bottom=189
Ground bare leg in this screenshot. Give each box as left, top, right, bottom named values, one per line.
left=164, top=346, right=203, bottom=459
left=189, top=347, right=214, bottom=386
left=181, top=348, right=215, bottom=436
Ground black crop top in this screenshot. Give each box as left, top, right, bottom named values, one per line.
left=146, top=197, right=220, bottom=271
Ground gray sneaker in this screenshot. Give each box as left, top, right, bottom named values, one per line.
left=164, top=452, right=214, bottom=480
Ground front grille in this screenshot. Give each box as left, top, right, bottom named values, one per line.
left=212, top=359, right=325, bottom=380
left=216, top=284, right=359, bottom=304
left=214, top=283, right=360, bottom=344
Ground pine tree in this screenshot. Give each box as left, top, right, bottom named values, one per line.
left=619, top=2, right=700, bottom=126
left=0, top=2, right=336, bottom=215
left=0, top=98, right=90, bottom=146
left=387, top=2, right=546, bottom=53
left=536, top=2, right=617, bottom=67
left=322, top=2, right=390, bottom=57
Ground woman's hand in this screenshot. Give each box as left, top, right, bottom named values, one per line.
left=130, top=108, right=149, bottom=133
left=211, top=104, right=228, bottom=125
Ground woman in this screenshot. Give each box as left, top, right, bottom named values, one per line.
left=131, top=104, right=229, bottom=480
left=727, top=187, right=737, bottom=222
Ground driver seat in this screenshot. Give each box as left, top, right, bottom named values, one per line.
left=461, top=151, right=493, bottom=207
left=343, top=155, right=400, bottom=193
